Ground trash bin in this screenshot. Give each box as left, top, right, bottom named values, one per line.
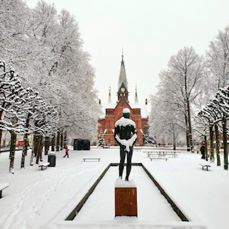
left=48, top=152, right=56, bottom=167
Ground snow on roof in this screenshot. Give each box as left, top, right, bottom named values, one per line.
left=118, top=56, right=128, bottom=90
left=129, top=101, right=149, bottom=118
left=99, top=101, right=116, bottom=119
left=99, top=100, right=149, bottom=119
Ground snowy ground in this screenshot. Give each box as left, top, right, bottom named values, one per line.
left=75, top=166, right=179, bottom=222
left=0, top=147, right=228, bottom=229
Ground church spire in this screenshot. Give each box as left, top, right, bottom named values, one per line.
left=117, top=52, right=129, bottom=101
left=118, top=52, right=128, bottom=90
left=135, top=85, right=139, bottom=104
left=108, top=86, right=111, bottom=104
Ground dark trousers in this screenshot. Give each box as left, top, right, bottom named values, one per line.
left=119, top=147, right=133, bottom=179
left=63, top=152, right=69, bottom=158
left=201, top=151, right=205, bottom=159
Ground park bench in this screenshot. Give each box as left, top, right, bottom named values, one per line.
left=38, top=162, right=50, bottom=170
left=146, top=151, right=177, bottom=158
left=200, top=164, right=211, bottom=171
left=83, top=158, right=101, bottom=162
left=164, top=151, right=178, bottom=157
left=148, top=153, right=168, bottom=161
left=0, top=183, right=9, bottom=198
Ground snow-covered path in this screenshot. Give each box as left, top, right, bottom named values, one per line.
left=0, top=147, right=229, bottom=229
left=0, top=148, right=110, bottom=229
left=75, top=166, right=180, bottom=222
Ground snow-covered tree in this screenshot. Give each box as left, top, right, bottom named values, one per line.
left=198, top=85, right=229, bottom=170
left=207, top=27, right=229, bottom=89
left=167, top=47, right=205, bottom=151
left=0, top=0, right=100, bottom=152
left=149, top=48, right=205, bottom=151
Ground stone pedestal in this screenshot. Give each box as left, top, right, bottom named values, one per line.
left=115, top=179, right=138, bottom=217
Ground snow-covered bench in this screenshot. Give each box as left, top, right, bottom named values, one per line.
left=83, top=158, right=101, bottom=162
left=149, top=155, right=168, bottom=161
left=164, top=151, right=178, bottom=157
left=200, top=164, right=211, bottom=171
left=147, top=151, right=177, bottom=158
left=38, top=162, right=50, bottom=170
left=0, top=183, right=9, bottom=198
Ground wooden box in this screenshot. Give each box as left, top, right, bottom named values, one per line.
left=115, top=180, right=137, bottom=217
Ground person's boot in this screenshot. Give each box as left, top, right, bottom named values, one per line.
left=125, top=177, right=129, bottom=181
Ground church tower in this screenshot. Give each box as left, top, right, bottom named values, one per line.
left=97, top=53, right=148, bottom=146
left=134, top=86, right=139, bottom=104
left=117, top=54, right=129, bottom=102
left=108, top=86, right=112, bottom=104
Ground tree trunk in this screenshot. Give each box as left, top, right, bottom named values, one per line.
left=184, top=113, right=190, bottom=151
left=204, top=134, right=208, bottom=161
left=215, top=124, right=221, bottom=166
left=64, top=131, right=67, bottom=147
left=172, top=125, right=176, bottom=151
left=209, top=125, right=214, bottom=161
left=33, top=134, right=39, bottom=158
left=30, top=135, right=35, bottom=166
left=51, top=134, right=55, bottom=151
left=56, top=131, right=60, bottom=151
left=187, top=99, right=193, bottom=152
left=21, top=133, right=29, bottom=168
left=35, top=136, right=40, bottom=164
left=36, top=135, right=43, bottom=164
left=39, top=135, right=43, bottom=161
left=21, top=114, right=31, bottom=168
left=184, top=66, right=191, bottom=152
left=44, top=136, right=50, bottom=155
left=9, top=130, right=17, bottom=173
left=60, top=131, right=64, bottom=150
left=222, top=117, right=228, bottom=170
left=0, top=111, right=3, bottom=150
left=0, top=129, right=2, bottom=150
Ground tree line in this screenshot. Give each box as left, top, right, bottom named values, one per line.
left=0, top=61, right=60, bottom=173
left=198, top=86, right=229, bottom=170
left=149, top=26, right=229, bottom=163
left=0, top=0, right=100, bottom=173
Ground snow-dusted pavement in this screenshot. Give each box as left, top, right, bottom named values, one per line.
left=75, top=166, right=179, bottom=222
left=0, top=147, right=228, bottom=229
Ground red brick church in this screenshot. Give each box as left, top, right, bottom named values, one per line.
left=98, top=55, right=148, bottom=146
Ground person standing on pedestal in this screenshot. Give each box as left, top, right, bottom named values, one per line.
left=114, top=108, right=137, bottom=181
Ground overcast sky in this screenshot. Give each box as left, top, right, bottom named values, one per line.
left=27, top=0, right=229, bottom=105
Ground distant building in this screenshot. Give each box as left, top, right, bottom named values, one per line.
left=98, top=54, right=149, bottom=146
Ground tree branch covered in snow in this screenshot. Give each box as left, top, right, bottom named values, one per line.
left=149, top=47, right=205, bottom=150
left=0, top=0, right=100, bottom=142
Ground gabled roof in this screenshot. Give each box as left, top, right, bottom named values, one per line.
left=114, top=95, right=132, bottom=111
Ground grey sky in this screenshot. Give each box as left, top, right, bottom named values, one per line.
left=27, top=0, right=229, bottom=105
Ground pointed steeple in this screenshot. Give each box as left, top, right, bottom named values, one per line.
left=135, top=85, right=139, bottom=104
left=118, top=52, right=128, bottom=90
left=108, top=86, right=111, bottom=104
left=117, top=52, right=129, bottom=101
left=145, top=98, right=148, bottom=117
